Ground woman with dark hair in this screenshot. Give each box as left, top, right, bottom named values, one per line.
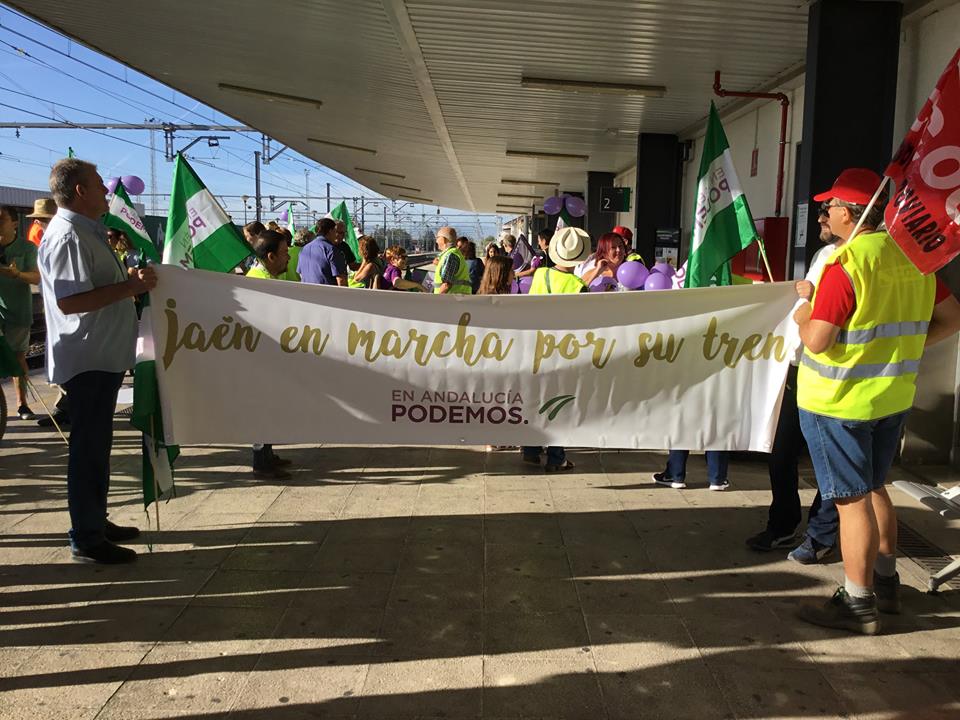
left=578, top=232, right=627, bottom=286
left=485, top=242, right=504, bottom=260
left=457, top=237, right=484, bottom=294
left=350, top=235, right=385, bottom=289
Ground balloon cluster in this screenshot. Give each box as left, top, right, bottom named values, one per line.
left=589, top=260, right=677, bottom=292
left=542, top=194, right=586, bottom=218
left=106, top=175, right=145, bottom=195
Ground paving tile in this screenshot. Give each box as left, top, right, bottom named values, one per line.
left=310, top=540, right=404, bottom=574
left=230, top=653, right=368, bottom=716
left=486, top=543, right=571, bottom=578
left=484, top=489, right=555, bottom=515
left=398, top=540, right=483, bottom=575
left=359, top=657, right=483, bottom=718
left=96, top=644, right=257, bottom=719
left=583, top=613, right=698, bottom=667
left=483, top=515, right=563, bottom=545
left=388, top=571, right=483, bottom=610
left=286, top=572, right=395, bottom=610
left=407, top=516, right=483, bottom=545
left=379, top=607, right=482, bottom=657
left=271, top=606, right=385, bottom=655
left=162, top=605, right=284, bottom=648
left=482, top=654, right=601, bottom=719
left=574, top=574, right=675, bottom=614
left=484, top=575, right=580, bottom=613
left=484, top=611, right=589, bottom=657
left=825, top=669, right=960, bottom=719
left=711, top=665, right=849, bottom=719
left=0, top=647, right=146, bottom=720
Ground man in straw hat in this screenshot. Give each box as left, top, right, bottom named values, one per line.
left=26, top=197, right=56, bottom=247
left=522, top=226, right=591, bottom=472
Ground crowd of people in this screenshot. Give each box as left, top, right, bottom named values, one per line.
left=7, top=155, right=960, bottom=639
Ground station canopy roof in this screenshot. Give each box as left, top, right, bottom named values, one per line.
left=14, top=0, right=814, bottom=213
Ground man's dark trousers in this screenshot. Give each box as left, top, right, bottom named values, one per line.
left=767, top=365, right=838, bottom=544
left=63, top=370, right=124, bottom=549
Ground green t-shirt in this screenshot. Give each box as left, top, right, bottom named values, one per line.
left=0, top=236, right=38, bottom=325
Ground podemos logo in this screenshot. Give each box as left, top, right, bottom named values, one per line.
left=391, top=390, right=525, bottom=425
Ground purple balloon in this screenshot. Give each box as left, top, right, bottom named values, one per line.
left=564, top=195, right=586, bottom=218
left=653, top=261, right=676, bottom=278
left=589, top=275, right=618, bottom=292
left=279, top=209, right=289, bottom=223
left=105, top=177, right=120, bottom=193
left=644, top=271, right=673, bottom=291
left=121, top=175, right=145, bottom=195
left=543, top=195, right=562, bottom=215
left=518, top=276, right=533, bottom=294
left=616, top=260, right=649, bottom=290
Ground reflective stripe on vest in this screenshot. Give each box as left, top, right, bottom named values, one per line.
left=433, top=247, right=472, bottom=293
left=835, top=320, right=929, bottom=345
left=800, top=355, right=922, bottom=380
left=797, top=231, right=935, bottom=421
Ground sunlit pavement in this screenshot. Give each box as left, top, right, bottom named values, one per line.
left=2, top=374, right=959, bottom=719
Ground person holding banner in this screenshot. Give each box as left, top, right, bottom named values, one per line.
left=793, top=168, right=960, bottom=634
left=245, top=230, right=294, bottom=479
left=38, top=158, right=157, bottom=564
left=434, top=226, right=471, bottom=295
left=522, top=227, right=591, bottom=472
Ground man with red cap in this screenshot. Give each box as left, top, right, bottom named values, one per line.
left=793, top=168, right=960, bottom=634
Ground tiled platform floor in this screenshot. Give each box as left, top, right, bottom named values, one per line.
left=1, top=375, right=959, bottom=719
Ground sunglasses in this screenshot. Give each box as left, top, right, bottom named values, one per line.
left=819, top=200, right=841, bottom=217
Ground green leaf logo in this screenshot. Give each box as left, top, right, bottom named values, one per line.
left=539, top=394, right=576, bottom=421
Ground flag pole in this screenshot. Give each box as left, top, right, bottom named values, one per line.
left=847, top=176, right=891, bottom=242
left=756, top=237, right=775, bottom=282
left=149, top=416, right=161, bottom=533
left=25, top=378, right=68, bottom=446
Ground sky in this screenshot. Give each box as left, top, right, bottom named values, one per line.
left=0, top=4, right=503, bottom=240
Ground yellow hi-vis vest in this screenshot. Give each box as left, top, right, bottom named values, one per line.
left=797, top=231, right=935, bottom=421
left=529, top=267, right=586, bottom=295
left=433, top=247, right=472, bottom=294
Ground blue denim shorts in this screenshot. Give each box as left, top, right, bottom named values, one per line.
left=798, top=409, right=907, bottom=501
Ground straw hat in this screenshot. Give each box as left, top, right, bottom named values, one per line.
left=548, top=227, right=591, bottom=268
left=26, top=198, right=56, bottom=219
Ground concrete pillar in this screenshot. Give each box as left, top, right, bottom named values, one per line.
left=585, top=171, right=615, bottom=244
left=791, top=0, right=902, bottom=278
left=634, top=133, right=682, bottom=264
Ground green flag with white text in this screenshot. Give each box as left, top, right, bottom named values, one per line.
left=103, top=180, right=160, bottom=263
left=685, top=103, right=759, bottom=289
left=163, top=153, right=251, bottom=271
left=329, top=201, right=360, bottom=261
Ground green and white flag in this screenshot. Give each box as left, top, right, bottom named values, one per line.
left=685, top=103, right=759, bottom=289
left=132, top=298, right=178, bottom=509
left=163, top=153, right=251, bottom=272
left=286, top=201, right=296, bottom=236
left=329, top=200, right=360, bottom=260
left=103, top=179, right=160, bottom=263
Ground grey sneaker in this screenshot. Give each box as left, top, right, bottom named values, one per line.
left=797, top=588, right=880, bottom=635
left=652, top=472, right=686, bottom=489
left=787, top=536, right=835, bottom=564
left=874, top=572, right=901, bottom=615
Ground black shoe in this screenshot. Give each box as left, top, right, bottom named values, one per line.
left=797, top=588, right=880, bottom=635
left=874, top=572, right=902, bottom=615
left=37, top=411, right=70, bottom=428
left=72, top=540, right=137, bottom=564
left=17, top=405, right=36, bottom=421
left=746, top=528, right=798, bottom=552
left=105, top=520, right=141, bottom=542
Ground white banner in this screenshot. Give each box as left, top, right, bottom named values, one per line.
left=147, top=265, right=799, bottom=451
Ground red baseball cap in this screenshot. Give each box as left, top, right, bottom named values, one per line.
left=813, top=168, right=882, bottom=205
left=612, top=225, right=633, bottom=242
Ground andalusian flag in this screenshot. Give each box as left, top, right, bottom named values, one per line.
left=685, top=103, right=759, bottom=288
left=286, top=202, right=296, bottom=236
left=329, top=200, right=360, bottom=260
left=163, top=153, right=251, bottom=271
left=134, top=154, right=251, bottom=509
left=103, top=180, right=160, bottom=263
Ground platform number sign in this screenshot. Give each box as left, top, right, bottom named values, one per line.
left=599, top=187, right=630, bottom=213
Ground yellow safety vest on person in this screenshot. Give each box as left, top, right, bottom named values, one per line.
left=797, top=231, right=936, bottom=421
left=246, top=262, right=285, bottom=281
left=626, top=251, right=644, bottom=263
left=433, top=247, right=472, bottom=294
left=529, top=267, right=586, bottom=295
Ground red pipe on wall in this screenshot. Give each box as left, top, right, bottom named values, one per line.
left=713, top=71, right=790, bottom=217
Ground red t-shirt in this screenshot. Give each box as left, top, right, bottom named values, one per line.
left=811, top=262, right=952, bottom=326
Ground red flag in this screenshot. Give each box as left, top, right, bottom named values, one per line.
left=885, top=47, right=960, bottom=274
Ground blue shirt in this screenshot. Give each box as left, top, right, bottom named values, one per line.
left=37, top=208, right=138, bottom=384
left=297, top=236, right=346, bottom=285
